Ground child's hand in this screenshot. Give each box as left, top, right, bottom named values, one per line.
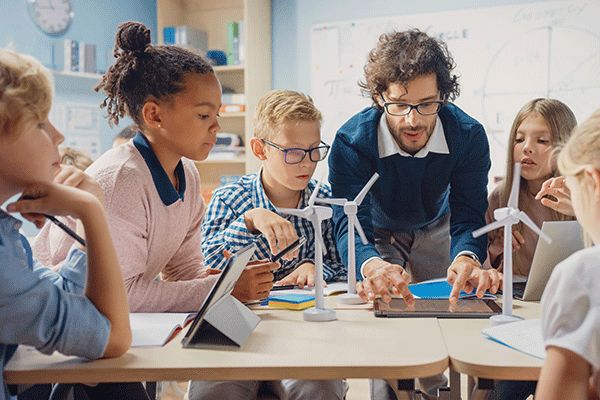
left=7, top=182, right=98, bottom=228
left=244, top=208, right=299, bottom=260
left=536, top=176, right=575, bottom=216
left=511, top=229, right=525, bottom=250
left=275, top=262, right=323, bottom=289
left=54, top=165, right=105, bottom=205
left=231, top=260, right=277, bottom=302
left=487, top=227, right=525, bottom=268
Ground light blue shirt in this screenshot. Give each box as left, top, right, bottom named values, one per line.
left=0, top=210, right=110, bottom=400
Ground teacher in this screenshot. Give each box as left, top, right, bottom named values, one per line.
left=329, top=29, right=501, bottom=307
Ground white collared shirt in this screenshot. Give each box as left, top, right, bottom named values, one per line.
left=377, top=113, right=449, bottom=159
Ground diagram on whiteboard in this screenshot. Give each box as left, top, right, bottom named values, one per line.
left=310, top=1, right=600, bottom=186
left=481, top=25, right=600, bottom=149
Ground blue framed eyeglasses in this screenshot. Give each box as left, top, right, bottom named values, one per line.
left=380, top=94, right=444, bottom=116
left=260, top=139, right=330, bottom=164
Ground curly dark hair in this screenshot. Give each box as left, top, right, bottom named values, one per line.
left=95, top=21, right=214, bottom=126
left=359, top=29, right=460, bottom=110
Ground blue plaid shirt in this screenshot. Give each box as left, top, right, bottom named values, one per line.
left=201, top=172, right=346, bottom=282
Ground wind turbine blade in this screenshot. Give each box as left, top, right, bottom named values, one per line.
left=518, top=212, right=552, bottom=244
left=309, top=173, right=327, bottom=206
left=508, top=163, right=521, bottom=209
left=315, top=206, right=333, bottom=220
left=278, top=207, right=306, bottom=218
left=472, top=219, right=506, bottom=238
left=315, top=198, right=346, bottom=206
left=354, top=173, right=380, bottom=205
left=351, top=215, right=369, bottom=244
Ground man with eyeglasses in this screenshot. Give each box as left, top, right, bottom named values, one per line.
left=328, top=29, right=502, bottom=399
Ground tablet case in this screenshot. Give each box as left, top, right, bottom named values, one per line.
left=182, top=243, right=259, bottom=348
left=186, top=294, right=260, bottom=346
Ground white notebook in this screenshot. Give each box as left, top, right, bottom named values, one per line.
left=130, top=313, right=195, bottom=347
left=482, top=318, right=546, bottom=360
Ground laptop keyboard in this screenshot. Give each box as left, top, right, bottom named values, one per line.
left=496, top=281, right=527, bottom=299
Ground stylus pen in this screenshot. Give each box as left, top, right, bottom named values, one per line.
left=45, top=214, right=86, bottom=247
left=271, top=284, right=298, bottom=291
left=269, top=236, right=307, bottom=263
left=244, top=299, right=269, bottom=306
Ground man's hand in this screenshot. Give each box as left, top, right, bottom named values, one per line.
left=356, top=258, right=414, bottom=304
left=275, top=262, right=318, bottom=289
left=447, top=255, right=502, bottom=304
left=244, top=208, right=299, bottom=260
left=231, top=260, right=277, bottom=302
left=536, top=176, right=574, bottom=216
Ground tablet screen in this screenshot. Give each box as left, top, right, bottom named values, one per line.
left=374, top=297, right=502, bottom=318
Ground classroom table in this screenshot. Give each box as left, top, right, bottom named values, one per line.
left=439, top=298, right=543, bottom=400
left=4, top=298, right=449, bottom=389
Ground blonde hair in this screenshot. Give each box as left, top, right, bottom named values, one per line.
left=253, top=90, right=322, bottom=140
left=558, top=108, right=600, bottom=224
left=0, top=49, right=54, bottom=137
left=60, top=147, right=94, bottom=171
left=499, top=98, right=577, bottom=227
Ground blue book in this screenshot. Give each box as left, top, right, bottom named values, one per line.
left=267, top=294, right=315, bottom=310
left=163, top=27, right=176, bottom=45
left=408, top=278, right=497, bottom=300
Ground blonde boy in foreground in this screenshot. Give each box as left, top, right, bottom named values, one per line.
left=0, top=49, right=140, bottom=400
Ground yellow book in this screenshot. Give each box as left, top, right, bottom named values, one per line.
left=268, top=294, right=315, bottom=310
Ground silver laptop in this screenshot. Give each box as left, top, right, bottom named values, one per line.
left=516, top=220, right=584, bottom=301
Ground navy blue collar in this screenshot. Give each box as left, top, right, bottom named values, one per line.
left=133, top=132, right=186, bottom=205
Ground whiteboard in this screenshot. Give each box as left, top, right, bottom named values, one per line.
left=310, top=1, right=600, bottom=188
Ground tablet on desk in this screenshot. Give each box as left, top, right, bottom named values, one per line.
left=182, top=243, right=257, bottom=348
left=373, top=297, right=502, bottom=318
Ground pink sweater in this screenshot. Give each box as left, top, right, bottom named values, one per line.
left=85, top=141, right=218, bottom=312
left=32, top=216, right=77, bottom=271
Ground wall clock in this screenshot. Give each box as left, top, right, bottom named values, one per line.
left=27, top=0, right=74, bottom=37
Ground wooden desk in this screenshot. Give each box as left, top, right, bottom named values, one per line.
left=439, top=298, right=542, bottom=381
left=4, top=298, right=449, bottom=385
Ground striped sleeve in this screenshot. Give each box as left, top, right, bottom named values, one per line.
left=201, top=183, right=259, bottom=269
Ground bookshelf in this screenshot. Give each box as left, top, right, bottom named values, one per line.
left=157, top=0, right=272, bottom=190
left=51, top=70, right=104, bottom=81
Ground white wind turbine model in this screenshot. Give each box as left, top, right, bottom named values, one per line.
left=278, top=174, right=337, bottom=322
left=472, top=163, right=552, bottom=326
left=316, top=172, right=380, bottom=305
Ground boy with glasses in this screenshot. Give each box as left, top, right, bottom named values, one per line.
left=328, top=29, right=501, bottom=399
left=191, top=90, right=347, bottom=400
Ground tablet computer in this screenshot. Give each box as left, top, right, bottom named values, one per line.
left=373, top=297, right=502, bottom=318
left=182, top=243, right=257, bottom=347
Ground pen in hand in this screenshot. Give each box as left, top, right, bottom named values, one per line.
left=21, top=195, right=86, bottom=246
left=269, top=236, right=307, bottom=263
left=44, top=214, right=86, bottom=247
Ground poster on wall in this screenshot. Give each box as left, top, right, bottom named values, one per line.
left=310, top=1, right=600, bottom=188
left=49, top=102, right=102, bottom=160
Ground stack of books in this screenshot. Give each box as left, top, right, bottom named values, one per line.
left=220, top=93, right=246, bottom=114
left=268, top=294, right=316, bottom=310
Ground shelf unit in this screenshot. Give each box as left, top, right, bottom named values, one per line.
left=157, top=0, right=272, bottom=190
left=51, top=70, right=104, bottom=80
